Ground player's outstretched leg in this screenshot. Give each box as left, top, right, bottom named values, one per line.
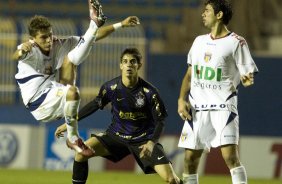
left=66, top=0, right=106, bottom=66
left=64, top=87, right=95, bottom=157
left=88, top=0, right=107, bottom=27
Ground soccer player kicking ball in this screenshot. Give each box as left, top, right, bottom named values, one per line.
left=55, top=48, right=183, bottom=184
left=14, top=0, right=140, bottom=157
left=177, top=0, right=258, bottom=184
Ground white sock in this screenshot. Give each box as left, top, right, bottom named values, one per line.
left=183, top=173, right=198, bottom=184
left=230, top=166, right=248, bottom=184
left=64, top=100, right=80, bottom=142
left=67, top=20, right=98, bottom=65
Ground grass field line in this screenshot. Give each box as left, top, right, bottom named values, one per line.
left=0, top=169, right=281, bottom=184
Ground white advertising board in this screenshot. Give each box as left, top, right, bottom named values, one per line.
left=0, top=124, right=45, bottom=168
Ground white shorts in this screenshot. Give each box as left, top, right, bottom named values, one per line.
left=30, top=83, right=70, bottom=123
left=178, top=110, right=239, bottom=151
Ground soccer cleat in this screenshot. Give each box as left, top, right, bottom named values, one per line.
left=66, top=138, right=95, bottom=157
left=88, top=0, right=107, bottom=27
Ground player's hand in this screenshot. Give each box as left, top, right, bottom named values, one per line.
left=13, top=41, right=33, bottom=60
left=20, top=41, right=33, bottom=55
left=139, top=140, right=155, bottom=159
left=241, top=72, right=254, bottom=87
left=55, top=123, right=67, bottom=138
left=121, top=16, right=140, bottom=27
left=178, top=99, right=192, bottom=121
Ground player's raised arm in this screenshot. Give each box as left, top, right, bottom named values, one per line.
left=12, top=41, right=33, bottom=61
left=95, top=16, right=140, bottom=41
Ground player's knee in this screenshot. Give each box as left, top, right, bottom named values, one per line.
left=184, top=153, right=198, bottom=166
left=223, top=154, right=241, bottom=169
left=67, top=86, right=80, bottom=100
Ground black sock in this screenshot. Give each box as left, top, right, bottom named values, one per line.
left=72, top=160, right=88, bottom=184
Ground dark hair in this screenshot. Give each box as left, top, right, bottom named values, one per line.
left=205, top=0, right=233, bottom=25
left=28, top=15, right=52, bottom=37
left=120, top=48, right=142, bottom=63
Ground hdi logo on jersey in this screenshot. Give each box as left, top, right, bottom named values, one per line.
left=194, top=65, right=222, bottom=81
left=204, top=52, right=212, bottom=62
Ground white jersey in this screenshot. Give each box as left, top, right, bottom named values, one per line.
left=15, top=36, right=80, bottom=106
left=188, top=32, right=258, bottom=113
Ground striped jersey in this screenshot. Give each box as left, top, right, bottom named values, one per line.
left=187, top=32, right=258, bottom=113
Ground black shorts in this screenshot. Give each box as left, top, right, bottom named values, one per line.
left=91, top=132, right=170, bottom=174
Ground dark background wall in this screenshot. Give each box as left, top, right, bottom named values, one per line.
left=1, top=55, right=281, bottom=137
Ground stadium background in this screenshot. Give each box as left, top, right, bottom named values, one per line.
left=0, top=0, right=281, bottom=181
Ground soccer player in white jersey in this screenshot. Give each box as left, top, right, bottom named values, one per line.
left=14, top=0, right=140, bottom=157
left=177, top=0, right=258, bottom=184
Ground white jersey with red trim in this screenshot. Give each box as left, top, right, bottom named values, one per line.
left=187, top=32, right=258, bottom=113
left=15, top=36, right=80, bottom=106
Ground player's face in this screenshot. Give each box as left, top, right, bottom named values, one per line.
left=32, top=28, right=53, bottom=55
left=202, top=4, right=218, bottom=29
left=120, top=54, right=141, bottom=78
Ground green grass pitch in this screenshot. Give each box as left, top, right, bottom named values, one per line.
left=0, top=169, right=281, bottom=184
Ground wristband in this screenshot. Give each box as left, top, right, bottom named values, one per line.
left=113, top=22, right=122, bottom=30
